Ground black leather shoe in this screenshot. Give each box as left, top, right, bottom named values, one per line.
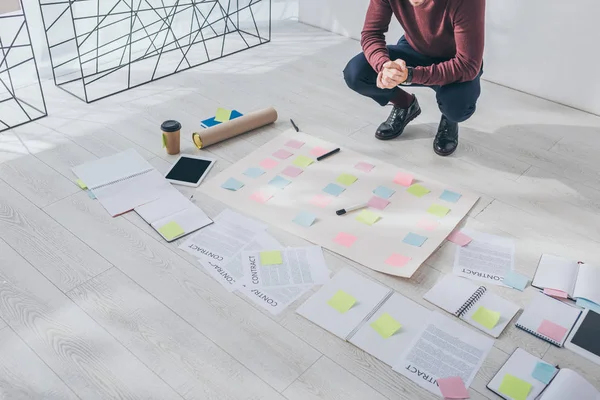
left=433, top=115, right=458, bottom=156
left=375, top=96, right=421, bottom=140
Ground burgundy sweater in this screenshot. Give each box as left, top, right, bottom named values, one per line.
left=361, top=0, right=485, bottom=86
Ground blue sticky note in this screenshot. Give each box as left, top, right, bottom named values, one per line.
left=403, top=232, right=428, bottom=247
left=323, top=183, right=346, bottom=197
left=221, top=178, right=244, bottom=191
left=201, top=117, right=221, bottom=127
left=88, top=190, right=96, bottom=200
left=243, top=167, right=265, bottom=178
left=532, top=362, right=557, bottom=384
left=502, top=271, right=529, bottom=291
left=230, top=110, right=243, bottom=119
left=373, top=185, right=396, bottom=199
left=293, top=211, right=317, bottom=227
left=440, top=190, right=462, bottom=203
left=576, top=298, right=600, bottom=314
left=269, top=175, right=291, bottom=189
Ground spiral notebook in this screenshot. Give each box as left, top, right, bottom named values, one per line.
left=516, top=291, right=581, bottom=347
left=423, top=274, right=520, bottom=337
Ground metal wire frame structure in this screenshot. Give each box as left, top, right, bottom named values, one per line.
left=0, top=0, right=48, bottom=133
left=39, top=0, right=272, bottom=103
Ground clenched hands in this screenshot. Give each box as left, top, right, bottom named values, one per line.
left=377, top=59, right=408, bottom=89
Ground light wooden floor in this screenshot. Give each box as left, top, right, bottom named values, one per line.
left=1, top=21, right=600, bottom=400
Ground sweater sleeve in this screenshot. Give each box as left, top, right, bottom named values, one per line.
left=361, top=0, right=393, bottom=73
left=412, top=0, right=485, bottom=86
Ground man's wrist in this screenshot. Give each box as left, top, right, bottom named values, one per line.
left=400, top=67, right=413, bottom=86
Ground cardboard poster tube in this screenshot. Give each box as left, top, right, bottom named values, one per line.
left=193, top=107, right=278, bottom=149
left=0, top=0, right=21, bottom=14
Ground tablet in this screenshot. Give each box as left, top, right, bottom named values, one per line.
left=165, top=155, right=216, bottom=187
left=565, top=308, right=600, bottom=366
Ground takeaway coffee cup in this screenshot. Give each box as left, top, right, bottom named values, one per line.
left=161, top=120, right=182, bottom=155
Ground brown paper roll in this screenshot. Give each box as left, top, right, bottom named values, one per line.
left=193, top=107, right=278, bottom=149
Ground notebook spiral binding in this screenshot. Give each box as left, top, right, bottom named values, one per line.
left=515, top=324, right=561, bottom=347
left=455, top=286, right=487, bottom=318
left=91, top=168, right=154, bottom=190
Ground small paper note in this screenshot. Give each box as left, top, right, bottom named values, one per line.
left=310, top=146, right=328, bottom=157
left=437, top=376, right=470, bottom=399
left=394, top=172, right=414, bottom=187
left=282, top=166, right=303, bottom=178
left=327, top=290, right=356, bottom=313
left=356, top=210, right=381, bottom=226
left=323, top=183, right=346, bottom=197
left=532, top=362, right=557, bottom=384
left=537, top=319, right=568, bottom=343
left=502, top=271, right=529, bottom=291
left=407, top=184, right=431, bottom=197
left=440, top=190, right=462, bottom=203
left=447, top=231, right=472, bottom=246
left=221, top=178, right=244, bottom=191
left=355, top=162, right=374, bottom=172
left=373, top=185, right=395, bottom=199
left=76, top=179, right=87, bottom=189
left=250, top=191, right=272, bottom=204
left=336, top=173, right=358, bottom=186
left=285, top=139, right=304, bottom=149
left=498, top=374, right=532, bottom=400
left=201, top=117, right=220, bottom=127
left=385, top=254, right=411, bottom=267
left=310, top=194, right=332, bottom=208
left=259, top=158, right=279, bottom=169
left=403, top=232, right=428, bottom=247
left=471, top=306, right=501, bottom=329
left=417, top=218, right=438, bottom=231
left=544, top=288, right=568, bottom=299
left=162, top=133, right=167, bottom=148
left=88, top=190, right=96, bottom=200
left=260, top=250, right=283, bottom=265
left=334, top=232, right=357, bottom=248
left=368, top=196, right=390, bottom=210
left=293, top=155, right=314, bottom=168
left=158, top=221, right=185, bottom=240
left=243, top=167, right=265, bottom=178
left=427, top=204, right=451, bottom=217
left=269, top=175, right=291, bottom=189
left=576, top=298, right=600, bottom=313
left=273, top=149, right=293, bottom=159
left=370, top=313, right=402, bottom=339
left=214, top=107, right=232, bottom=123
left=293, top=211, right=316, bottom=227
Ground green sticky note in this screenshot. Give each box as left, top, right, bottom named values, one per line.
left=293, top=155, right=314, bottom=168
left=260, top=250, right=283, bottom=265
left=327, top=290, right=356, bottom=313
left=407, top=184, right=431, bottom=197
left=162, top=133, right=167, bottom=148
left=427, top=204, right=451, bottom=217
left=471, top=306, right=501, bottom=329
left=76, top=179, right=87, bottom=190
left=158, top=221, right=185, bottom=240
left=214, top=107, right=232, bottom=123
left=498, top=374, right=532, bottom=400
left=356, top=209, right=381, bottom=226
left=336, top=173, right=358, bottom=186
left=370, top=313, right=402, bottom=339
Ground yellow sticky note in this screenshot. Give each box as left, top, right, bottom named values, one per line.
left=471, top=306, right=501, bottom=329
left=293, top=155, right=314, bottom=168
left=76, top=179, right=87, bottom=190
left=370, top=313, right=402, bottom=339
left=407, top=184, right=430, bottom=197
left=158, top=221, right=185, bottom=240
left=214, top=107, right=232, bottom=123
left=356, top=209, right=381, bottom=226
left=327, top=290, right=356, bottom=313
left=336, top=173, right=358, bottom=186
left=162, top=133, right=167, bottom=148
left=427, top=204, right=450, bottom=217
left=498, top=374, right=532, bottom=400
left=260, top=250, right=283, bottom=265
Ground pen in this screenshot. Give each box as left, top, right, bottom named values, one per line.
left=317, top=148, right=340, bottom=161
left=336, top=202, right=368, bottom=216
left=290, top=119, right=300, bottom=132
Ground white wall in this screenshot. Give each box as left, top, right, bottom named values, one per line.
left=299, top=0, right=600, bottom=115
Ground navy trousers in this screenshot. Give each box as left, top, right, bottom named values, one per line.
left=343, top=37, right=482, bottom=123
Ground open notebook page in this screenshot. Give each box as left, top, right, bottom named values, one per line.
left=532, top=254, right=579, bottom=295
left=573, top=264, right=600, bottom=306
left=538, top=369, right=599, bottom=399
left=423, top=274, right=476, bottom=315
left=487, top=348, right=550, bottom=399
left=72, top=148, right=152, bottom=189
left=135, top=187, right=192, bottom=223
left=461, top=290, right=520, bottom=338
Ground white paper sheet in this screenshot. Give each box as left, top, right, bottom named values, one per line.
left=453, top=229, right=515, bottom=286
left=539, top=369, right=599, bottom=400
left=392, top=311, right=494, bottom=396
left=239, top=286, right=311, bottom=315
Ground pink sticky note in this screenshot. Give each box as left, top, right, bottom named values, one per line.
left=273, top=149, right=293, bottom=160
left=437, top=376, right=469, bottom=399
left=355, top=162, right=375, bottom=173
left=310, top=194, right=332, bottom=208
left=394, top=172, right=414, bottom=187
left=385, top=254, right=411, bottom=267
left=447, top=231, right=472, bottom=247
left=250, top=191, right=273, bottom=204
left=543, top=288, right=568, bottom=299
left=282, top=166, right=303, bottom=178
left=538, top=319, right=568, bottom=343
left=310, top=146, right=328, bottom=157
left=285, top=139, right=304, bottom=149
left=334, top=232, right=357, bottom=248
left=259, top=158, right=279, bottom=169
left=417, top=218, right=439, bottom=231
left=368, top=196, right=390, bottom=210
